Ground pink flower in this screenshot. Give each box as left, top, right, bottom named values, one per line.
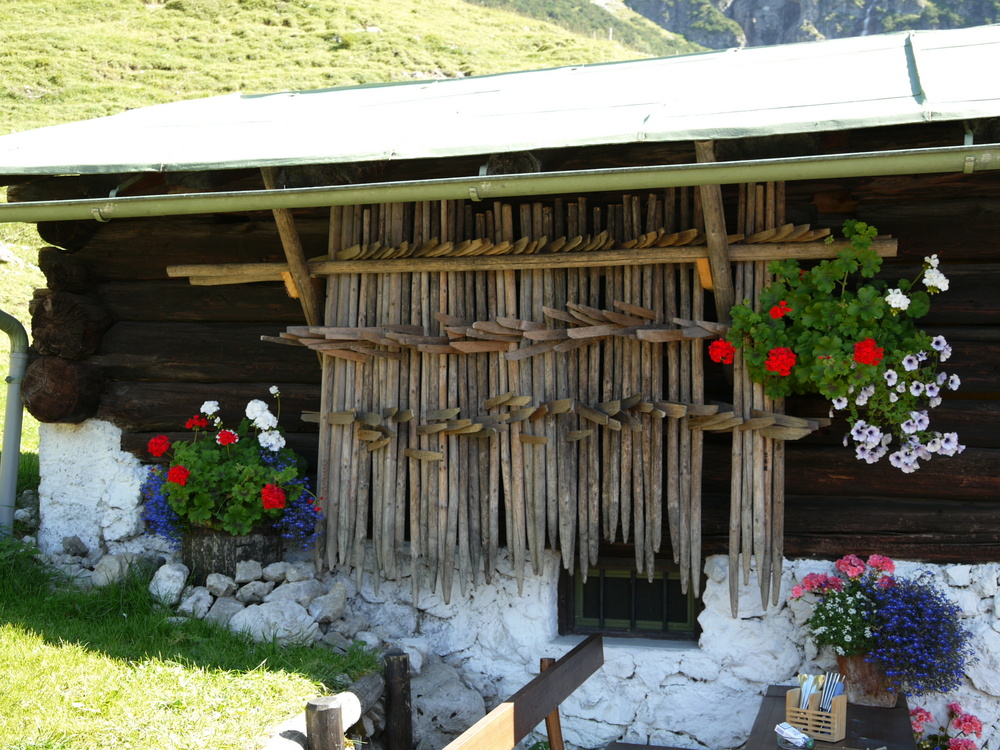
left=948, top=738, right=978, bottom=750
left=947, top=702, right=964, bottom=716
left=953, top=713, right=983, bottom=738
left=910, top=707, right=934, bottom=734
left=790, top=585, right=804, bottom=599
left=867, top=554, right=895, bottom=573
left=876, top=575, right=895, bottom=588
left=835, top=554, right=867, bottom=579
left=801, top=572, right=844, bottom=594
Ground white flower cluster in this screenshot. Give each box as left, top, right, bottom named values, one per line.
left=922, top=254, right=950, bottom=293
left=885, top=287, right=910, bottom=311
left=245, top=388, right=286, bottom=452
left=834, top=338, right=964, bottom=472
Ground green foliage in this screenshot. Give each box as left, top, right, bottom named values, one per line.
left=724, top=221, right=963, bottom=472
left=147, top=391, right=313, bottom=536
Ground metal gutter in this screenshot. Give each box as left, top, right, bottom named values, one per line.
left=0, top=144, right=998, bottom=224
left=0, top=310, right=29, bottom=536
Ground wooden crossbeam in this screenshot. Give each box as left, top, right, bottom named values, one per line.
left=168, top=238, right=897, bottom=282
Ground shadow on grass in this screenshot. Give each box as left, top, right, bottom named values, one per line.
left=0, top=537, right=379, bottom=690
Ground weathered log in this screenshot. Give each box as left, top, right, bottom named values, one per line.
left=22, top=356, right=104, bottom=423
left=37, top=248, right=93, bottom=292
left=43, top=216, right=329, bottom=279
left=90, top=321, right=320, bottom=383
left=383, top=650, right=413, bottom=750
left=94, top=280, right=306, bottom=323
left=31, top=291, right=114, bottom=359
left=98, top=380, right=320, bottom=433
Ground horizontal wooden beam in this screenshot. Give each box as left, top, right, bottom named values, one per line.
left=167, top=238, right=897, bottom=282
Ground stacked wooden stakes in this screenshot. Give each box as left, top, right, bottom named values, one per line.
left=730, top=182, right=783, bottom=615
left=292, top=188, right=850, bottom=603
left=310, top=192, right=717, bottom=601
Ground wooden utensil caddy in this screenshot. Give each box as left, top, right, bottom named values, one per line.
left=785, top=688, right=847, bottom=742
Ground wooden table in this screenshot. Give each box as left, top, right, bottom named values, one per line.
left=746, top=686, right=917, bottom=750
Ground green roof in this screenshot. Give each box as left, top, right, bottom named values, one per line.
left=1, top=25, right=999, bottom=177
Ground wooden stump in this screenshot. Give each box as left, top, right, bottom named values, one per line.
left=21, top=355, right=103, bottom=423
left=180, top=526, right=283, bottom=585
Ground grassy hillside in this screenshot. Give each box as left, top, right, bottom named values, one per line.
left=0, top=0, right=697, bottom=461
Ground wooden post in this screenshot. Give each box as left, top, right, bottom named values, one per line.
left=306, top=672, right=386, bottom=750
left=306, top=695, right=346, bottom=750
left=693, top=140, right=736, bottom=323
left=384, top=649, right=413, bottom=750
left=260, top=167, right=324, bottom=327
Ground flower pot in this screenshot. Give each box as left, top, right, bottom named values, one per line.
left=836, top=654, right=898, bottom=708
left=181, top=525, right=283, bottom=585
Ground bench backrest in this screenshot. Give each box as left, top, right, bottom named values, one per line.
left=440, top=634, right=605, bottom=750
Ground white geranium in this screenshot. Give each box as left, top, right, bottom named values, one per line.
left=258, top=430, right=286, bottom=452
left=201, top=400, right=220, bottom=416
left=923, top=267, right=950, bottom=293
left=245, top=399, right=268, bottom=421
left=885, top=288, right=910, bottom=311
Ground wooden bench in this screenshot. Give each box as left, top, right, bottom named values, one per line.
left=441, top=634, right=686, bottom=750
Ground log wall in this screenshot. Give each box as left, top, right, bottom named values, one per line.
left=12, top=127, right=1000, bottom=566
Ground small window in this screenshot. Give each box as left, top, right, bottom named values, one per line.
left=559, top=561, right=699, bottom=641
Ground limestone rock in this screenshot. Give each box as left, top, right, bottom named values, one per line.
left=206, top=572, right=238, bottom=598
left=237, top=579, right=275, bottom=603
left=263, top=561, right=291, bottom=583
left=264, top=579, right=327, bottom=608
left=412, top=657, right=485, bottom=750
left=235, top=559, right=263, bottom=584
left=149, top=562, right=189, bottom=606
left=92, top=553, right=137, bottom=587
left=229, top=601, right=320, bottom=645
left=62, top=535, right=89, bottom=557
left=308, top=583, right=348, bottom=623
left=285, top=562, right=316, bottom=582
left=177, top=586, right=214, bottom=619
left=206, top=596, right=245, bottom=626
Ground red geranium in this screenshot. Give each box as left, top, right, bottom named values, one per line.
left=769, top=300, right=792, bottom=319
left=764, top=347, right=796, bottom=376
left=185, top=414, right=209, bottom=430
left=261, top=483, right=286, bottom=510
left=708, top=338, right=735, bottom=365
left=147, top=435, right=171, bottom=458
left=166, top=465, right=191, bottom=486
left=853, top=337, right=884, bottom=366
left=216, top=429, right=239, bottom=446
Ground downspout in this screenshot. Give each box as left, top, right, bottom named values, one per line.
left=0, top=309, right=28, bottom=536
left=0, top=144, right=997, bottom=224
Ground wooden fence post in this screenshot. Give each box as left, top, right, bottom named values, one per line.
left=384, top=648, right=413, bottom=750
left=306, top=672, right=386, bottom=750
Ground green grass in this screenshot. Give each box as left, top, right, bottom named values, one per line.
left=0, top=537, right=381, bottom=750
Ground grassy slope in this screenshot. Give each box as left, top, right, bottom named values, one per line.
left=0, top=0, right=697, bottom=458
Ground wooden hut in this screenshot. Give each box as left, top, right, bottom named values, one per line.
left=2, top=26, right=999, bottom=613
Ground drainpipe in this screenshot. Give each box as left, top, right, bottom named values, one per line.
left=0, top=144, right=997, bottom=224
left=0, top=309, right=28, bottom=537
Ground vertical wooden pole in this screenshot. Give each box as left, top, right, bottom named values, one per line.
left=384, top=650, right=413, bottom=750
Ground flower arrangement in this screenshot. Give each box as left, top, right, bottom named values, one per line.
left=713, top=220, right=964, bottom=472
left=911, top=702, right=983, bottom=750
left=791, top=554, right=974, bottom=697
left=140, top=387, right=323, bottom=549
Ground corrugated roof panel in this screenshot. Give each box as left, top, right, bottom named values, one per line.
left=1, top=25, right=999, bottom=176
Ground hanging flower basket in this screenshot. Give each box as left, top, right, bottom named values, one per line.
left=712, top=220, right=964, bottom=472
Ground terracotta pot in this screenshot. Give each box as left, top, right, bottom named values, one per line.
left=181, top=525, right=283, bottom=585
left=836, top=654, right=898, bottom=708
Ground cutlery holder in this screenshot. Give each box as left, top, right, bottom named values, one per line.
left=785, top=688, right=846, bottom=742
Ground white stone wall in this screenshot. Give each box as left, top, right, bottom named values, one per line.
left=35, top=418, right=1000, bottom=750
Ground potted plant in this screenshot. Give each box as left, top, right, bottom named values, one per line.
left=791, top=554, right=974, bottom=706
left=911, top=701, right=983, bottom=750
left=140, top=386, right=323, bottom=581
left=710, top=220, right=964, bottom=472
